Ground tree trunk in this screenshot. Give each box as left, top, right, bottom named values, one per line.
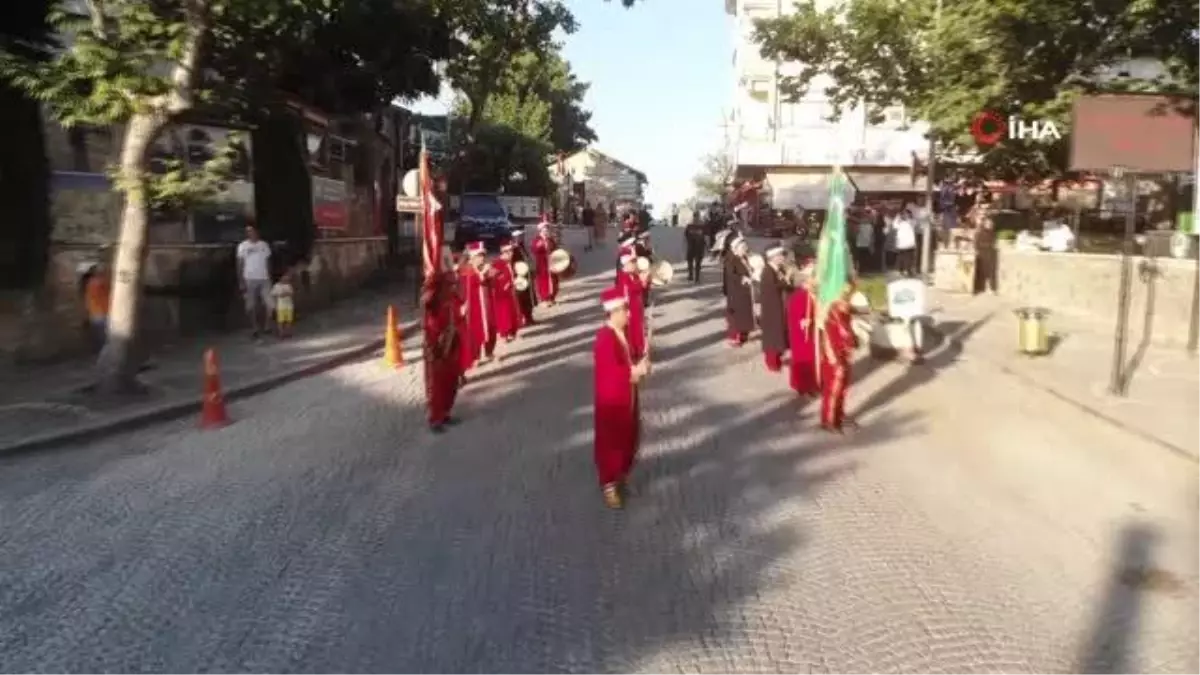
left=95, top=112, right=163, bottom=393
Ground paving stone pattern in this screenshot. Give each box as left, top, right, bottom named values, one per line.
left=0, top=228, right=1195, bottom=673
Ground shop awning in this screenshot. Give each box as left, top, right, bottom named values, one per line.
left=847, top=171, right=924, bottom=194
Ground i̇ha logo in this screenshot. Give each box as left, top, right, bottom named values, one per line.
left=970, top=111, right=1063, bottom=146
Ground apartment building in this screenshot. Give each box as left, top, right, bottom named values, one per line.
left=724, top=0, right=930, bottom=211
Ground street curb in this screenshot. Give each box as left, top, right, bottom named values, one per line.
left=931, top=325, right=1198, bottom=465
left=0, top=320, right=419, bottom=457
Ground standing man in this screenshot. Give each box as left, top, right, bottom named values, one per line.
left=236, top=225, right=273, bottom=340
left=758, top=246, right=792, bottom=372
left=973, top=209, right=999, bottom=295
left=683, top=213, right=707, bottom=282
left=787, top=259, right=820, bottom=398
left=819, top=284, right=858, bottom=433
left=593, top=286, right=649, bottom=510
left=723, top=235, right=755, bottom=346
left=532, top=222, right=559, bottom=306
left=854, top=217, right=875, bottom=274
left=423, top=271, right=462, bottom=433
left=616, top=247, right=649, bottom=361
left=889, top=206, right=918, bottom=277
left=458, top=242, right=497, bottom=372
left=582, top=200, right=596, bottom=252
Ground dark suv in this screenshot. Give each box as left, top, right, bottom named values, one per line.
left=452, top=193, right=517, bottom=251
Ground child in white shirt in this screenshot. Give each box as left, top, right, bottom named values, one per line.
left=270, top=269, right=296, bottom=338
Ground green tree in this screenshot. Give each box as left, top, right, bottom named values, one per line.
left=0, top=0, right=449, bottom=392
left=753, top=0, right=1198, bottom=181
left=692, top=151, right=734, bottom=200
left=439, top=0, right=577, bottom=139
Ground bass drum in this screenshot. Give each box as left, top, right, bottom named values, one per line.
left=548, top=248, right=573, bottom=274
left=514, top=275, right=530, bottom=291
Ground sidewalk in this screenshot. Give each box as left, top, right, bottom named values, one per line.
left=0, top=282, right=421, bottom=453
left=929, top=289, right=1199, bottom=461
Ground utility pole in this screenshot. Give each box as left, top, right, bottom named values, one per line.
left=920, top=0, right=942, bottom=279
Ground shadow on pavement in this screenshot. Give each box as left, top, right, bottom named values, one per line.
left=0, top=228, right=931, bottom=673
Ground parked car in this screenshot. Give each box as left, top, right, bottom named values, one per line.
left=451, top=193, right=519, bottom=251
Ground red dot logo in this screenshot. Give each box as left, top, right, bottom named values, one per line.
left=970, top=111, right=1007, bottom=146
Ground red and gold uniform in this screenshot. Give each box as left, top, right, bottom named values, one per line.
left=532, top=221, right=559, bottom=305
left=819, top=293, right=857, bottom=431
left=457, top=242, right=497, bottom=371
left=593, top=286, right=645, bottom=509
left=422, top=271, right=462, bottom=431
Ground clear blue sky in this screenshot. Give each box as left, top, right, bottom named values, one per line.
left=410, top=0, right=733, bottom=217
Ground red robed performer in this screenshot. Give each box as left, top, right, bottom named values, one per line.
left=491, top=241, right=523, bottom=341
left=418, top=149, right=461, bottom=432
left=616, top=247, right=648, bottom=361
left=615, top=234, right=637, bottom=283
left=787, top=258, right=820, bottom=397
left=458, top=242, right=497, bottom=371
left=593, top=286, right=649, bottom=510
left=532, top=220, right=559, bottom=305
left=819, top=284, right=858, bottom=433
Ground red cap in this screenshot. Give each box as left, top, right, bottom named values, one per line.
left=466, top=241, right=485, bottom=255
left=600, top=286, right=627, bottom=311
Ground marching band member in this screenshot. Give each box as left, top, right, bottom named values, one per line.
left=723, top=235, right=755, bottom=347
left=532, top=222, right=559, bottom=306
left=593, top=286, right=649, bottom=510
left=509, top=228, right=536, bottom=326
left=458, top=242, right=497, bottom=372
left=423, top=270, right=462, bottom=433
left=634, top=231, right=653, bottom=261
left=819, top=282, right=859, bottom=433
left=616, top=246, right=649, bottom=361
left=758, top=245, right=792, bottom=372
left=616, top=234, right=637, bottom=282
left=787, top=258, right=820, bottom=397
left=491, top=240, right=522, bottom=343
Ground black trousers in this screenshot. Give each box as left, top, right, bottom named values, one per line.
left=974, top=248, right=998, bottom=293
left=895, top=248, right=916, bottom=276
left=686, top=252, right=704, bottom=281
left=854, top=246, right=873, bottom=273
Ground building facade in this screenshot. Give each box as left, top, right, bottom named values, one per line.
left=549, top=149, right=648, bottom=213
left=725, top=0, right=930, bottom=211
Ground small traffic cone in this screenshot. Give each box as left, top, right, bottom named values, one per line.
left=383, top=305, right=404, bottom=368
left=200, top=348, right=230, bottom=429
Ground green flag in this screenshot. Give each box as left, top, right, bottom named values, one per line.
left=815, top=168, right=852, bottom=321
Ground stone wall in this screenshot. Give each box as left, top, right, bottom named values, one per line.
left=934, top=247, right=1200, bottom=348
left=0, top=237, right=391, bottom=366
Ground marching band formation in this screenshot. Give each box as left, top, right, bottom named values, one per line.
left=420, top=214, right=858, bottom=511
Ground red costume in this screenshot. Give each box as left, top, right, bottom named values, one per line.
left=594, top=288, right=639, bottom=489
left=617, top=265, right=648, bottom=361
left=490, top=252, right=522, bottom=340
left=532, top=228, right=559, bottom=304
left=819, top=302, right=857, bottom=430
left=457, top=243, right=497, bottom=371
left=422, top=272, right=462, bottom=429
left=787, top=284, right=820, bottom=396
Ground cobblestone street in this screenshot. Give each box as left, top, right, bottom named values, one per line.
left=0, top=228, right=1195, bottom=673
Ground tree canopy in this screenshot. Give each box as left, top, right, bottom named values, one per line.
left=692, top=151, right=734, bottom=200
left=752, top=0, right=1199, bottom=180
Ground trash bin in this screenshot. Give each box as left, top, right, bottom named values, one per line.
left=1015, top=307, right=1051, bottom=355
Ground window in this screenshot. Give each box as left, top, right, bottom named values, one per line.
left=781, top=100, right=834, bottom=127
left=747, top=78, right=770, bottom=103
left=185, top=128, right=215, bottom=167
left=882, top=106, right=907, bottom=126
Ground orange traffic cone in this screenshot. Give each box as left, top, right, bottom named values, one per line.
left=200, top=348, right=230, bottom=428
left=383, top=305, right=404, bottom=368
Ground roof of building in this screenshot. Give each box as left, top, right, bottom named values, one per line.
left=556, top=148, right=648, bottom=183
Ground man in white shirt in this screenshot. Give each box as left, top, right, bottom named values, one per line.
left=889, top=207, right=918, bottom=277
left=854, top=218, right=875, bottom=273
left=236, top=225, right=273, bottom=339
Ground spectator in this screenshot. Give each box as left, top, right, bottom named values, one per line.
left=581, top=200, right=596, bottom=251
left=236, top=225, right=273, bottom=340
left=83, top=255, right=112, bottom=352
left=854, top=218, right=875, bottom=273
left=890, top=206, right=918, bottom=276
left=974, top=212, right=999, bottom=294
left=271, top=268, right=296, bottom=338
